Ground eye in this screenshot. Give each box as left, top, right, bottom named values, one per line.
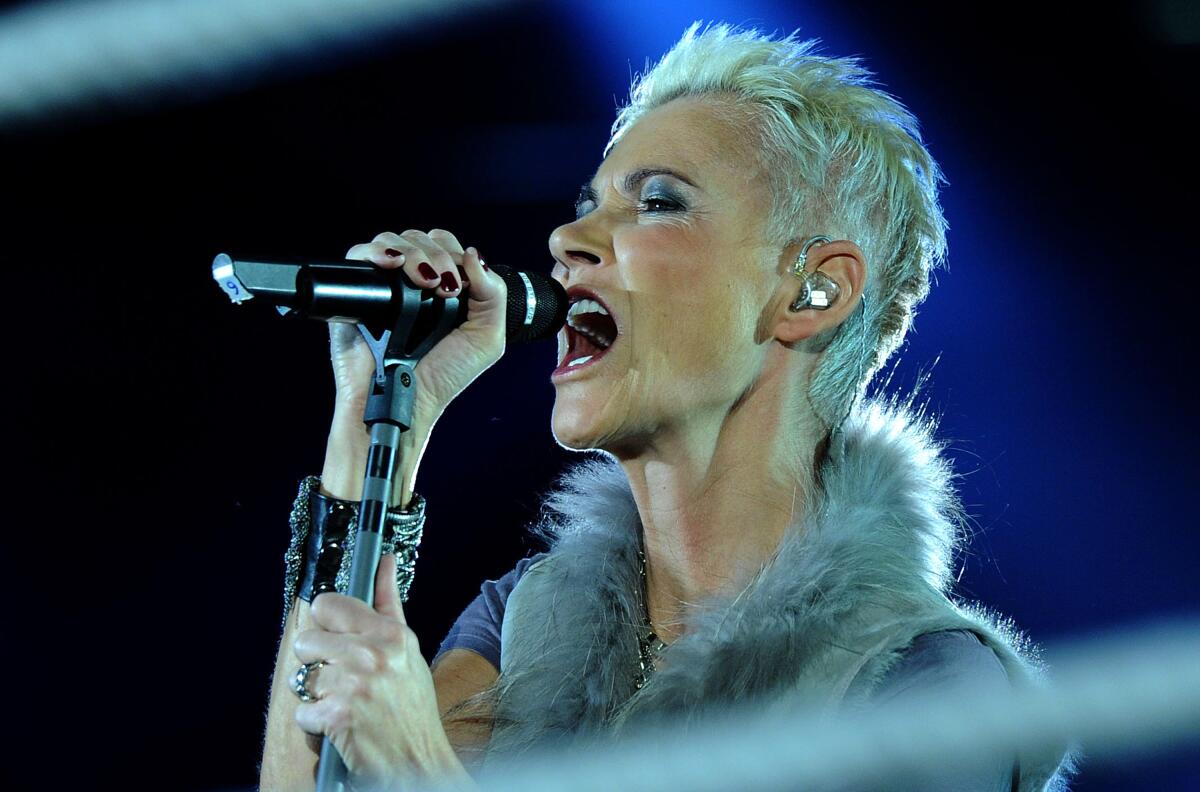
left=574, top=187, right=598, bottom=220
left=638, top=178, right=685, bottom=214
left=639, top=195, right=683, bottom=213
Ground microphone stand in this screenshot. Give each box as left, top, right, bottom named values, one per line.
left=314, top=280, right=464, bottom=792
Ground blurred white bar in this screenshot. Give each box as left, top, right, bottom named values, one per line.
left=0, top=0, right=505, bottom=126
left=407, top=619, right=1200, bottom=792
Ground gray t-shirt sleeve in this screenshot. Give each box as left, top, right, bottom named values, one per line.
left=433, top=552, right=549, bottom=670
left=860, top=629, right=1018, bottom=792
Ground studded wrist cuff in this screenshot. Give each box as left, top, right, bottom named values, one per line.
left=283, top=476, right=425, bottom=627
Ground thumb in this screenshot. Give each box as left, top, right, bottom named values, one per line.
left=373, top=553, right=407, bottom=625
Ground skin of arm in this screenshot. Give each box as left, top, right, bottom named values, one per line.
left=431, top=648, right=501, bottom=771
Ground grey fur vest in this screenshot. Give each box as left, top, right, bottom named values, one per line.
left=483, top=397, right=1075, bottom=791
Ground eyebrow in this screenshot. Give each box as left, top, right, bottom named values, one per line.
left=580, top=166, right=700, bottom=200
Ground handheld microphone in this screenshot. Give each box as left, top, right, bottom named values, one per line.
left=211, top=252, right=568, bottom=343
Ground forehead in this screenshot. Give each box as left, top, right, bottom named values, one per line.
left=594, top=96, right=763, bottom=193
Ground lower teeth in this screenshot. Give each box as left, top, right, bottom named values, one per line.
left=566, top=355, right=593, bottom=368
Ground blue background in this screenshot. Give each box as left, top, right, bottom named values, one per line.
left=3, top=0, right=1196, bottom=788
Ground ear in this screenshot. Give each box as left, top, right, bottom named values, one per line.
left=771, top=239, right=867, bottom=345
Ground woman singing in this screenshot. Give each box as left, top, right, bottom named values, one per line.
left=260, top=22, right=1075, bottom=791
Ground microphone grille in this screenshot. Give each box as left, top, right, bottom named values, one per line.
left=492, top=266, right=568, bottom=344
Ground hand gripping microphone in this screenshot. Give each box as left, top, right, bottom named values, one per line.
left=211, top=252, right=568, bottom=343
left=212, top=251, right=567, bottom=792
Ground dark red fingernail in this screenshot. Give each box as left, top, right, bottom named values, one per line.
left=385, top=248, right=404, bottom=259
left=440, top=271, right=459, bottom=292
left=418, top=262, right=437, bottom=280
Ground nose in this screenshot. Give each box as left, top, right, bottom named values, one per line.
left=549, top=216, right=605, bottom=280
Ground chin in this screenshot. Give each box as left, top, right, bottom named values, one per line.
left=551, top=399, right=653, bottom=458
left=550, top=401, right=603, bottom=451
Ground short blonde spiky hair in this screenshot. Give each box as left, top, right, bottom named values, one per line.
left=607, top=22, right=949, bottom=430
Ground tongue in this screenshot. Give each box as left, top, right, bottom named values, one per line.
left=569, top=330, right=607, bottom=364
left=564, top=326, right=614, bottom=367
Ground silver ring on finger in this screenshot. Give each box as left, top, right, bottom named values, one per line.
left=291, top=661, right=326, bottom=703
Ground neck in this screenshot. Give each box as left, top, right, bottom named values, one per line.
left=615, top=352, right=823, bottom=644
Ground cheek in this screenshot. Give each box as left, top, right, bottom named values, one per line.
left=615, top=227, right=740, bottom=356
left=615, top=225, right=703, bottom=292
left=611, top=226, right=764, bottom=403
left=637, top=284, right=757, bottom=380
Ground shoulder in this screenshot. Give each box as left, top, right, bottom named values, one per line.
left=478, top=550, right=553, bottom=588
left=515, top=550, right=552, bottom=576
left=478, top=551, right=553, bottom=613
left=432, top=551, right=552, bottom=669
left=870, top=628, right=1011, bottom=705
left=501, top=551, right=552, bottom=590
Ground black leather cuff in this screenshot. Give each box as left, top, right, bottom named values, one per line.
left=297, top=488, right=358, bottom=603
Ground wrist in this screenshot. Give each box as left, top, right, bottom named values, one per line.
left=331, top=396, right=441, bottom=442
left=324, top=391, right=439, bottom=502
left=320, top=423, right=368, bottom=501
left=287, top=480, right=426, bottom=610
left=330, top=398, right=369, bottom=436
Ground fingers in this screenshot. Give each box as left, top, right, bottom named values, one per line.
left=372, top=553, right=406, bottom=625
left=309, top=591, right=378, bottom=635
left=292, top=594, right=419, bottom=739
left=328, top=322, right=364, bottom=357
left=294, top=627, right=363, bottom=667
left=307, top=592, right=413, bottom=648
left=398, top=229, right=462, bottom=295
left=345, top=229, right=470, bottom=297
left=292, top=661, right=354, bottom=735
left=295, top=693, right=345, bottom=736
left=461, top=245, right=504, bottom=307
left=293, top=619, right=415, bottom=696
left=426, top=227, right=465, bottom=257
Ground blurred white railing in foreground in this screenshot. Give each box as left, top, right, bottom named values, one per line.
left=0, top=0, right=504, bottom=126
left=407, top=619, right=1200, bottom=792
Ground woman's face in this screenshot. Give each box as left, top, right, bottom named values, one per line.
left=549, top=96, right=781, bottom=455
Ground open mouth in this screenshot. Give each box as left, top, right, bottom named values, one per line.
left=554, top=294, right=619, bottom=376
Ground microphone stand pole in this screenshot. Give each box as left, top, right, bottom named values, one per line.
left=314, top=280, right=464, bottom=792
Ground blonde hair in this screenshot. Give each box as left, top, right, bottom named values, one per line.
left=608, top=22, right=949, bottom=429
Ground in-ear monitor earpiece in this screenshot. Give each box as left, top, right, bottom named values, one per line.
left=789, top=235, right=837, bottom=312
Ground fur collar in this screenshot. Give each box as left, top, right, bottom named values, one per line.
left=485, top=395, right=1074, bottom=790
